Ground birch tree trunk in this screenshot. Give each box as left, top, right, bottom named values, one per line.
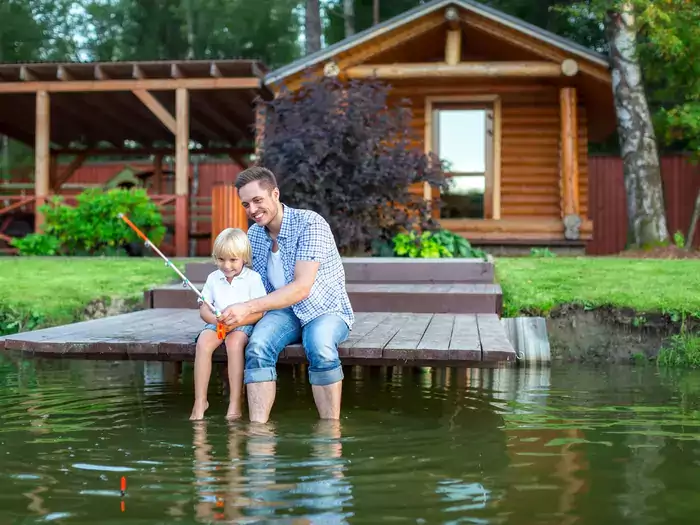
left=305, top=0, right=322, bottom=54
left=344, top=0, right=355, bottom=38
left=605, top=3, right=669, bottom=248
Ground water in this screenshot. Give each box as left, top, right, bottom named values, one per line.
left=1, top=357, right=700, bottom=525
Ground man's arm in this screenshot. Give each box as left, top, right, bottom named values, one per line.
left=220, top=216, right=330, bottom=324
left=245, top=260, right=319, bottom=316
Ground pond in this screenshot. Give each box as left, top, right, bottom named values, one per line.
left=1, top=356, right=699, bottom=524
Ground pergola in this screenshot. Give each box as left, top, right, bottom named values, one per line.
left=0, top=58, right=272, bottom=256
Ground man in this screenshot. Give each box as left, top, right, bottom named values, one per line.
left=219, top=166, right=354, bottom=424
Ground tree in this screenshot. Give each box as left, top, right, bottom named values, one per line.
left=305, top=0, right=322, bottom=54
left=605, top=2, right=669, bottom=247
left=82, top=0, right=303, bottom=68
left=562, top=0, right=670, bottom=247
left=258, top=76, right=447, bottom=254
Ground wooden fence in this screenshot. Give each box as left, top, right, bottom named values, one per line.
left=587, top=154, right=700, bottom=255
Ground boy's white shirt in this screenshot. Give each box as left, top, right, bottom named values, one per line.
left=199, top=266, right=267, bottom=311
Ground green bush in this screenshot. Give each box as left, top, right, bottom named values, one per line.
left=390, top=229, right=487, bottom=259
left=11, top=188, right=166, bottom=256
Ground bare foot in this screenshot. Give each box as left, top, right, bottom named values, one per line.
left=190, top=400, right=209, bottom=420
left=225, top=405, right=242, bottom=421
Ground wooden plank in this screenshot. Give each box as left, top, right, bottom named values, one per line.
left=415, top=313, right=454, bottom=360
left=34, top=90, right=50, bottom=232
left=0, top=77, right=261, bottom=94
left=383, top=313, right=433, bottom=361
left=132, top=89, right=177, bottom=134
left=345, top=62, right=567, bottom=79
left=560, top=86, right=580, bottom=218
left=350, top=313, right=413, bottom=359
left=476, top=314, right=517, bottom=362
left=175, top=87, right=189, bottom=258
left=449, top=314, right=482, bottom=361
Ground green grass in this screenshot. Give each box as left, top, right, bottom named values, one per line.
left=495, top=256, right=700, bottom=319
left=658, top=331, right=700, bottom=368
left=0, top=257, right=189, bottom=333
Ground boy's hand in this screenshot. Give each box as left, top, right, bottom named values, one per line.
left=221, top=303, right=252, bottom=327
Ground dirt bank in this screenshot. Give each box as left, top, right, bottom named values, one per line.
left=545, top=304, right=698, bottom=364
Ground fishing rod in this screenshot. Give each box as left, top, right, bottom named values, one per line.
left=118, top=213, right=228, bottom=339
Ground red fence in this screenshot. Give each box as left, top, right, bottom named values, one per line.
left=587, top=155, right=700, bottom=255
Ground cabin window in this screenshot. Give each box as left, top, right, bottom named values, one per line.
left=432, top=103, right=494, bottom=219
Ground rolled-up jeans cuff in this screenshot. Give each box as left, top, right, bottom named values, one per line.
left=308, top=365, right=344, bottom=386
left=244, top=367, right=277, bottom=384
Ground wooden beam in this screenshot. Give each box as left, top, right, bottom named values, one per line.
left=94, top=65, right=110, bottom=80
left=493, top=97, right=502, bottom=220
left=346, top=61, right=576, bottom=79
left=51, top=146, right=252, bottom=156
left=440, top=218, right=593, bottom=241
left=57, top=66, right=74, bottom=81
left=51, top=152, right=88, bottom=191
left=0, top=77, right=261, bottom=94
left=175, top=87, right=190, bottom=257
left=132, top=89, right=177, bottom=134
left=34, top=91, right=50, bottom=233
left=445, top=29, right=462, bottom=65
left=559, top=87, right=580, bottom=219
left=21, top=66, right=38, bottom=81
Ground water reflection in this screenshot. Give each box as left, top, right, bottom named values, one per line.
left=190, top=418, right=352, bottom=523
left=3, top=357, right=700, bottom=523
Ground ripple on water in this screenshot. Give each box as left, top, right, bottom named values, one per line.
left=3, top=360, right=700, bottom=524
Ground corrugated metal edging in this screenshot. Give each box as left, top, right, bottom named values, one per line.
left=587, top=154, right=700, bottom=255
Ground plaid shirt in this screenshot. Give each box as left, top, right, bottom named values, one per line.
left=248, top=204, right=355, bottom=329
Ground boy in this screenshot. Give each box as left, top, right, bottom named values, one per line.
left=190, top=228, right=267, bottom=421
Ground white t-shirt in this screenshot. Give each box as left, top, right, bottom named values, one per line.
left=199, top=266, right=267, bottom=311
left=267, top=245, right=286, bottom=290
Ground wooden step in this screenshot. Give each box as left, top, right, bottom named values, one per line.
left=0, top=309, right=516, bottom=365
left=184, top=257, right=494, bottom=284
left=146, top=282, right=503, bottom=315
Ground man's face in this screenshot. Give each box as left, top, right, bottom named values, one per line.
left=238, top=180, right=279, bottom=227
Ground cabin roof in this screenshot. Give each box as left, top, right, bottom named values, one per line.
left=265, top=0, right=609, bottom=86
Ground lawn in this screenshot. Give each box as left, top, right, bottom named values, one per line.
left=495, top=256, right=700, bottom=318
left=2, top=255, right=700, bottom=336
left=0, top=257, right=187, bottom=334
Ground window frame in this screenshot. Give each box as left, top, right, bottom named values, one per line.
left=424, top=95, right=502, bottom=220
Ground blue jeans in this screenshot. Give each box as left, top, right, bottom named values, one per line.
left=244, top=308, right=349, bottom=386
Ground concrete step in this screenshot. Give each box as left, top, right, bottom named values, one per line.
left=146, top=282, right=503, bottom=315
left=184, top=257, right=494, bottom=284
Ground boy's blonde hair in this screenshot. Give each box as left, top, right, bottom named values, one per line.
left=212, top=228, right=252, bottom=267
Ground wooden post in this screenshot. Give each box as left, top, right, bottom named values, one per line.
left=444, top=8, right=461, bottom=66
left=175, top=87, right=189, bottom=257
left=559, top=87, right=580, bottom=218
left=34, top=91, right=50, bottom=233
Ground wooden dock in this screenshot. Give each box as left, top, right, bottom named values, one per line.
left=0, top=257, right=518, bottom=366
left=0, top=309, right=515, bottom=365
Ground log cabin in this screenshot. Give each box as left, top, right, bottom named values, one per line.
left=260, top=0, right=616, bottom=252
